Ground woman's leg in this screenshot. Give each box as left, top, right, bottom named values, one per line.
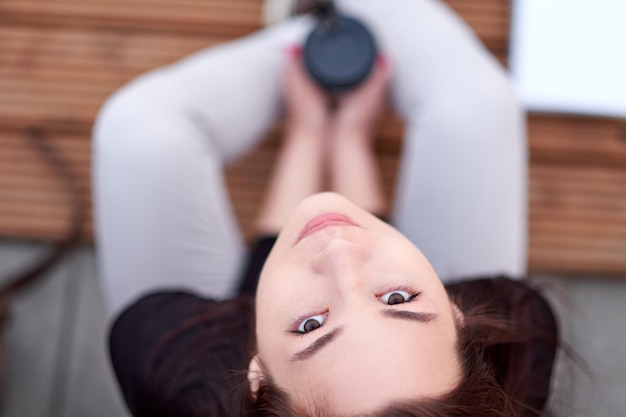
left=338, top=0, right=527, bottom=281
left=93, top=18, right=312, bottom=318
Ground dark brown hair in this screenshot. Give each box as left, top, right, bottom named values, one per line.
left=138, top=279, right=558, bottom=417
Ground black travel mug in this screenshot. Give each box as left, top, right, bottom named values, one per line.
left=302, top=2, right=378, bottom=92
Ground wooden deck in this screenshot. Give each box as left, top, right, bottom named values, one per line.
left=1, top=0, right=626, bottom=274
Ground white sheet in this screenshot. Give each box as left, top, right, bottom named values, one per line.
left=509, top=0, right=626, bottom=118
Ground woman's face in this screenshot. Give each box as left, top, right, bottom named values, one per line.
left=253, top=193, right=461, bottom=414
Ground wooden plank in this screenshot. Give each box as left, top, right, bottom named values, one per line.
left=528, top=115, right=626, bottom=167
left=529, top=248, right=626, bottom=274
left=0, top=26, right=225, bottom=74
left=0, top=130, right=93, bottom=239
left=0, top=0, right=262, bottom=36
left=0, top=218, right=93, bottom=239
left=528, top=163, right=626, bottom=274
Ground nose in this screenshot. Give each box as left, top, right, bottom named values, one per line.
left=309, top=239, right=368, bottom=291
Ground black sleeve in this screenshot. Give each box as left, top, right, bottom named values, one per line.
left=446, top=277, right=558, bottom=416
left=238, top=235, right=277, bottom=296
left=108, top=292, right=215, bottom=415
left=108, top=292, right=255, bottom=417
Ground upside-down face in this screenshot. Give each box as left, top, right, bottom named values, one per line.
left=252, top=192, right=462, bottom=414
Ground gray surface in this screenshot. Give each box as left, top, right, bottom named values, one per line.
left=57, top=248, right=127, bottom=417
left=1, top=241, right=76, bottom=417
left=1, top=239, right=626, bottom=417
left=533, top=275, right=626, bottom=417
left=0, top=241, right=128, bottom=417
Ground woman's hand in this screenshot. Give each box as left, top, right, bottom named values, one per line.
left=283, top=46, right=331, bottom=135
left=333, top=56, right=391, bottom=136
left=256, top=46, right=329, bottom=235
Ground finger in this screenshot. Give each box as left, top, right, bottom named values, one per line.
left=370, top=55, right=392, bottom=87
left=283, top=45, right=304, bottom=90
left=285, top=44, right=303, bottom=57
left=376, top=54, right=392, bottom=73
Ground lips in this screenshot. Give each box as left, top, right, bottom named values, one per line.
left=295, top=213, right=360, bottom=245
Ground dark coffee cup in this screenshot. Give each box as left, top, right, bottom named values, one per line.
left=303, top=8, right=378, bottom=92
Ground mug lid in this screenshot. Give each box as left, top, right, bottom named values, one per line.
left=303, top=14, right=377, bottom=91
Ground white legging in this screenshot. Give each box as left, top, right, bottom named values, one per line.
left=93, top=0, right=527, bottom=318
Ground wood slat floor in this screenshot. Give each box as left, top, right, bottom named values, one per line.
left=1, top=0, right=626, bottom=275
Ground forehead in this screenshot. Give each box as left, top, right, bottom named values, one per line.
left=270, top=305, right=461, bottom=414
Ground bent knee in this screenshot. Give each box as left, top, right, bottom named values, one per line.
left=95, top=71, right=179, bottom=139
left=92, top=69, right=205, bottom=161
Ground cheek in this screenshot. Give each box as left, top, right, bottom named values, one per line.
left=255, top=262, right=309, bottom=342
left=256, top=250, right=293, bottom=308
left=257, top=258, right=303, bottom=307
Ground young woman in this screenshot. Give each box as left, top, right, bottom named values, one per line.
left=92, top=0, right=558, bottom=415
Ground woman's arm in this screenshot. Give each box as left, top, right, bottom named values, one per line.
left=328, top=57, right=391, bottom=216
left=255, top=49, right=330, bottom=235
left=256, top=52, right=391, bottom=234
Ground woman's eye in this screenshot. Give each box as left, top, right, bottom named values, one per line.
left=297, top=314, right=326, bottom=334
left=380, top=290, right=418, bottom=305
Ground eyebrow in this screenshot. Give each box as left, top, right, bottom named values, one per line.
left=291, top=327, right=343, bottom=362
left=380, top=309, right=439, bottom=323
left=290, top=310, right=438, bottom=362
